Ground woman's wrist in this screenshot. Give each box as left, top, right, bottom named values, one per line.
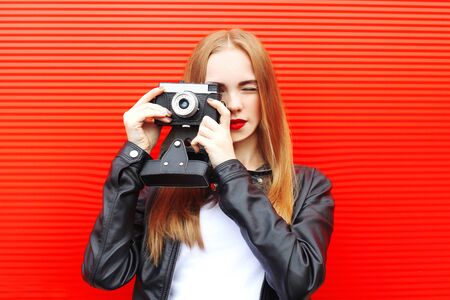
left=211, top=154, right=237, bottom=169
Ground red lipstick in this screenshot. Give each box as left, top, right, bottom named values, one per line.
left=230, top=119, right=247, bottom=130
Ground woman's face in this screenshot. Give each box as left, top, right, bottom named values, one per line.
left=205, top=47, right=261, bottom=144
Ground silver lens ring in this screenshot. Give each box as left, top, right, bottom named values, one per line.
left=171, top=91, right=199, bottom=118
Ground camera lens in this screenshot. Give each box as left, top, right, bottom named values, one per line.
left=171, top=91, right=199, bottom=118
left=179, top=98, right=189, bottom=109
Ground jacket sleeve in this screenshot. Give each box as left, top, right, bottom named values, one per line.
left=81, top=141, right=154, bottom=290
left=215, top=159, right=335, bottom=300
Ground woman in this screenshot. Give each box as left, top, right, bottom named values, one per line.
left=82, top=28, right=335, bottom=300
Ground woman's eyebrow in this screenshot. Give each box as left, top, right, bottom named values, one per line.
left=239, top=80, right=257, bottom=86
left=205, top=80, right=257, bottom=88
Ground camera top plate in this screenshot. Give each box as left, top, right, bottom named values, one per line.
left=159, top=82, right=219, bottom=94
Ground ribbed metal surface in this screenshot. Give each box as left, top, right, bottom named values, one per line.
left=1, top=1, right=450, bottom=299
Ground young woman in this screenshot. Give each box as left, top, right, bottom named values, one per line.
left=82, top=29, right=335, bottom=300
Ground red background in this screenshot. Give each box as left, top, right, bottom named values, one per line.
left=1, top=1, right=450, bottom=299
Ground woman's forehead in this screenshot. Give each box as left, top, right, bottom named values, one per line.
left=205, top=48, right=255, bottom=84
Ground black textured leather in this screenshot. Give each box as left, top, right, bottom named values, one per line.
left=140, top=138, right=213, bottom=188
left=82, top=141, right=335, bottom=300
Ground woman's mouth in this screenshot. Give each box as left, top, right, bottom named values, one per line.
left=230, top=119, right=247, bottom=130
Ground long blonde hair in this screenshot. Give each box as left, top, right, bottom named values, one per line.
left=147, top=28, right=296, bottom=264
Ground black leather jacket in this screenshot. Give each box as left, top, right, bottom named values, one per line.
left=82, top=141, right=335, bottom=300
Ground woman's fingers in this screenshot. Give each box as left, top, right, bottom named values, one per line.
left=191, top=123, right=215, bottom=153
left=140, top=102, right=172, bottom=117
left=190, top=141, right=200, bottom=153
left=133, top=86, right=165, bottom=108
left=190, top=135, right=207, bottom=153
left=207, top=98, right=230, bottom=128
left=179, top=98, right=234, bottom=163
left=134, top=106, right=170, bottom=122
left=199, top=115, right=219, bottom=131
left=123, top=86, right=172, bottom=152
left=197, top=122, right=215, bottom=139
left=146, top=116, right=173, bottom=124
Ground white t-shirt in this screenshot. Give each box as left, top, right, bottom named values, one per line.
left=168, top=201, right=265, bottom=300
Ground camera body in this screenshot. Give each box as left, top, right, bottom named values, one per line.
left=154, top=82, right=221, bottom=126
left=139, top=82, right=222, bottom=188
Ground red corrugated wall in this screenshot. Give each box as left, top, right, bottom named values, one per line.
left=1, top=1, right=450, bottom=299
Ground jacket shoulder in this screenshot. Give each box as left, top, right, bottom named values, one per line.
left=293, top=164, right=332, bottom=187
left=292, top=164, right=333, bottom=211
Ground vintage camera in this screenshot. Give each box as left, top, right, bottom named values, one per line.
left=140, top=82, right=222, bottom=188
left=154, top=82, right=221, bottom=126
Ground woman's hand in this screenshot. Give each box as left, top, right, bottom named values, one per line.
left=123, top=87, right=172, bottom=153
left=191, top=99, right=236, bottom=168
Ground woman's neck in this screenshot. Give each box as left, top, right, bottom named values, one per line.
left=232, top=132, right=265, bottom=171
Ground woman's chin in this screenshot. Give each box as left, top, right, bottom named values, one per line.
left=231, top=129, right=256, bottom=145
left=231, top=132, right=245, bottom=144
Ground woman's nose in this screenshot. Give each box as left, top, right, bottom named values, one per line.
left=224, top=92, right=243, bottom=112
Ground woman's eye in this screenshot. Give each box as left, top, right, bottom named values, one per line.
left=242, top=87, right=257, bottom=91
